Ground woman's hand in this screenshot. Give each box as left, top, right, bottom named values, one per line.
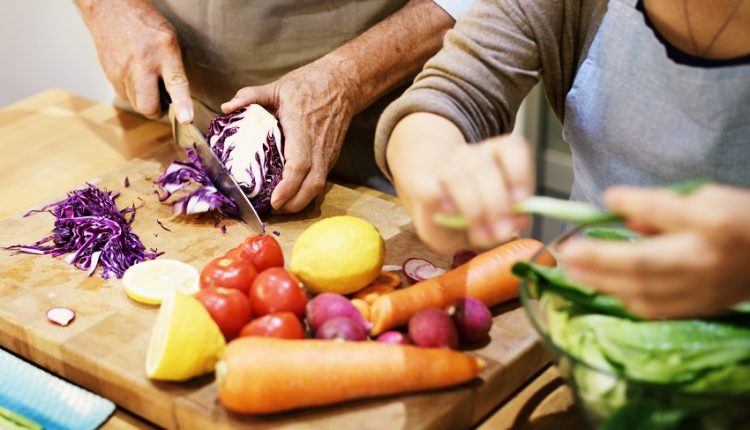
left=221, top=58, right=359, bottom=213
left=387, top=113, right=534, bottom=255
left=560, top=184, right=750, bottom=318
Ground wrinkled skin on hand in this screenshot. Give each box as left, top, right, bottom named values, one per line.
left=221, top=59, right=359, bottom=213
left=80, top=0, right=193, bottom=122
left=560, top=185, right=750, bottom=319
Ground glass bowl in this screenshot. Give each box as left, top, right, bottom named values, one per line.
left=518, top=228, right=750, bottom=430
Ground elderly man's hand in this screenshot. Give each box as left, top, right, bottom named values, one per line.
left=78, top=0, right=193, bottom=122
left=221, top=58, right=360, bottom=213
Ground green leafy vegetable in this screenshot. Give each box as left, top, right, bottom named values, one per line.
left=512, top=262, right=637, bottom=319
left=516, top=221, right=750, bottom=429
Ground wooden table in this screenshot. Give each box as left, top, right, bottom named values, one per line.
left=0, top=90, right=583, bottom=429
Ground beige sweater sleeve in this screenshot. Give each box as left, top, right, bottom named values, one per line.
left=374, top=0, right=605, bottom=179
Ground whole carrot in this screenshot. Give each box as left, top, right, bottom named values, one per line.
left=370, top=238, right=554, bottom=335
left=216, top=337, right=485, bottom=414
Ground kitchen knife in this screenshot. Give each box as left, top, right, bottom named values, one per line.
left=159, top=81, right=265, bottom=234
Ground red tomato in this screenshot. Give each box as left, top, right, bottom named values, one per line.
left=235, top=235, right=284, bottom=272
left=200, top=256, right=257, bottom=294
left=195, top=287, right=253, bottom=341
left=249, top=268, right=308, bottom=319
left=238, top=312, right=305, bottom=339
left=223, top=245, right=241, bottom=259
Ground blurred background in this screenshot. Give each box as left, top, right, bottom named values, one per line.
left=0, top=1, right=572, bottom=243
left=0, top=1, right=114, bottom=107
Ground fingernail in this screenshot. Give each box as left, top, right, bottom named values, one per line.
left=511, top=186, right=529, bottom=203
left=176, top=108, right=192, bottom=124
left=493, top=218, right=515, bottom=238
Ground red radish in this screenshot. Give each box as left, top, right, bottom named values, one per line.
left=451, top=250, right=478, bottom=268
left=376, top=331, right=412, bottom=345
left=446, top=297, right=493, bottom=343
left=315, top=317, right=367, bottom=341
left=408, top=308, right=458, bottom=349
left=46, top=307, right=75, bottom=326
left=306, top=293, right=372, bottom=333
left=403, top=258, right=446, bottom=284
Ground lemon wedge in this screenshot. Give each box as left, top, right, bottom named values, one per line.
left=122, top=259, right=199, bottom=305
left=146, top=290, right=226, bottom=381
left=289, top=215, right=385, bottom=295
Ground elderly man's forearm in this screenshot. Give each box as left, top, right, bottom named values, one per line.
left=321, top=0, right=456, bottom=114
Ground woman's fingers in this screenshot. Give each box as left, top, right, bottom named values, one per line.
left=436, top=135, right=533, bottom=249
left=560, top=232, right=705, bottom=277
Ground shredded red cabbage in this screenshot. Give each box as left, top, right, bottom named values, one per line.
left=5, top=184, right=161, bottom=279
left=155, top=147, right=239, bottom=217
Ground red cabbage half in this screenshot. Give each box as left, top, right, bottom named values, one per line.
left=5, top=184, right=161, bottom=279
left=157, top=104, right=285, bottom=216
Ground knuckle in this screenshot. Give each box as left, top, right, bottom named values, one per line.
left=626, top=253, right=652, bottom=275
left=133, top=47, right=150, bottom=63
left=287, top=159, right=311, bottom=175
left=165, top=72, right=188, bottom=87
left=140, top=104, right=160, bottom=118
left=155, top=28, right=178, bottom=48
left=308, top=177, right=326, bottom=195
left=628, top=298, right=658, bottom=318
left=631, top=280, right=653, bottom=299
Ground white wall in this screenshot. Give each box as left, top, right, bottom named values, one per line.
left=0, top=1, right=115, bottom=107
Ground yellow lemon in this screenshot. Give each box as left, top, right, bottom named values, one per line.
left=145, top=290, right=226, bottom=381
left=289, top=216, right=384, bottom=295
left=122, top=259, right=199, bottom=305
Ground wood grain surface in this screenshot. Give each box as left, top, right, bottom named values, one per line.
left=0, top=90, right=551, bottom=429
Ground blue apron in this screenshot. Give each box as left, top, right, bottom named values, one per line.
left=562, top=0, right=750, bottom=208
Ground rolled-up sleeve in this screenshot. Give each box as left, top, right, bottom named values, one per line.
left=374, top=0, right=552, bottom=179
left=432, top=0, right=473, bottom=20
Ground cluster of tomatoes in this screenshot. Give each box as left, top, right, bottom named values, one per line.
left=195, top=234, right=308, bottom=341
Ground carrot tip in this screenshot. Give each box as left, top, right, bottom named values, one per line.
left=475, top=357, right=486, bottom=371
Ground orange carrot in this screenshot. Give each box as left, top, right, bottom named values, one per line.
left=374, top=271, right=402, bottom=288
left=354, top=284, right=395, bottom=304
left=369, top=238, right=554, bottom=335
left=350, top=298, right=371, bottom=321
left=353, top=271, right=401, bottom=304
left=217, top=337, right=485, bottom=414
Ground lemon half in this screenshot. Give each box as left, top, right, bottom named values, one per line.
left=122, top=259, right=199, bottom=305
left=289, top=215, right=385, bottom=295
left=146, top=290, right=226, bottom=381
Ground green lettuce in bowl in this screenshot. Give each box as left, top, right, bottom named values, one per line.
left=515, top=227, right=750, bottom=430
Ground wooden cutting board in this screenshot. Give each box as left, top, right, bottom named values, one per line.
left=0, top=91, right=548, bottom=429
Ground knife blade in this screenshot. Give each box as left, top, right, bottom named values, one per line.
left=159, top=81, right=265, bottom=234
